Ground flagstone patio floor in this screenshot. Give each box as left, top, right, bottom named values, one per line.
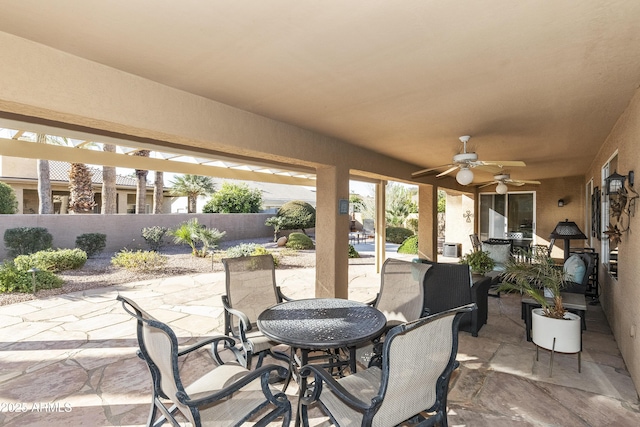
left=0, top=256, right=639, bottom=426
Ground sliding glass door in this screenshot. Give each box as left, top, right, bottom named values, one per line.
left=479, top=192, right=536, bottom=244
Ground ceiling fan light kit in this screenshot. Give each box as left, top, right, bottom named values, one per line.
left=456, top=167, right=474, bottom=185
left=496, top=182, right=509, bottom=194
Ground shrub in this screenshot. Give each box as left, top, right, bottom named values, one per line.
left=0, top=181, right=18, bottom=214
left=385, top=227, right=413, bottom=244
left=225, top=243, right=262, bottom=258
left=14, top=249, right=87, bottom=272
left=225, top=244, right=280, bottom=266
left=348, top=244, right=360, bottom=258
left=111, top=249, right=167, bottom=272
left=4, top=227, right=53, bottom=258
left=0, top=261, right=63, bottom=293
left=75, top=233, right=106, bottom=257
left=276, top=201, right=316, bottom=234
left=397, top=235, right=419, bottom=254
left=286, top=232, right=315, bottom=250
left=142, top=226, right=168, bottom=251
left=203, top=182, right=263, bottom=213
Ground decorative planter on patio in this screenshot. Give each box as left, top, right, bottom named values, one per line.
left=531, top=308, right=581, bottom=376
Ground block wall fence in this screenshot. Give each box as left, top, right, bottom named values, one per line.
left=0, top=213, right=276, bottom=259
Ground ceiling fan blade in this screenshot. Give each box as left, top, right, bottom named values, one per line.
left=478, top=160, right=527, bottom=168
left=519, top=179, right=541, bottom=185
left=436, top=166, right=460, bottom=177
left=411, top=164, right=456, bottom=178
left=478, top=181, right=498, bottom=188
left=509, top=181, right=526, bottom=186
left=473, top=164, right=504, bottom=174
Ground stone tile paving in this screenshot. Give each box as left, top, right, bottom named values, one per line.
left=0, top=263, right=638, bottom=426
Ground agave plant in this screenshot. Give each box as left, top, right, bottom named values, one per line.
left=498, top=250, right=567, bottom=319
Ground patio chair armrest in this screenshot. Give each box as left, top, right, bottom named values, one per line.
left=299, top=364, right=371, bottom=411
left=176, top=364, right=289, bottom=407
left=222, top=295, right=253, bottom=332
left=177, top=335, right=235, bottom=357
left=276, top=285, right=295, bottom=302
left=363, top=293, right=379, bottom=306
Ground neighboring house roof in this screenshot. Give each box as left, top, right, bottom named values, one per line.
left=49, top=161, right=152, bottom=188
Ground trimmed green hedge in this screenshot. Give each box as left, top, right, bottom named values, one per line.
left=397, top=235, right=418, bottom=254
left=285, top=232, right=315, bottom=250
left=385, top=227, right=414, bottom=244
left=14, top=249, right=87, bottom=272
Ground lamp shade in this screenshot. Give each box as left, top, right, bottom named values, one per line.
left=456, top=167, right=474, bottom=185
left=496, top=182, right=508, bottom=194
left=549, top=219, right=587, bottom=261
left=549, top=219, right=587, bottom=239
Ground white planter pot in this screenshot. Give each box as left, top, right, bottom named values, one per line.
left=531, top=308, right=581, bottom=353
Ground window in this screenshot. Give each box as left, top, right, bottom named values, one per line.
left=479, top=192, right=536, bottom=242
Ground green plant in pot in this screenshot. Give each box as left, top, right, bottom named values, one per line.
left=459, top=250, right=495, bottom=275
left=497, top=250, right=567, bottom=318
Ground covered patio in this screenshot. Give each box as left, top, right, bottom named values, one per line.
left=1, top=0, right=640, bottom=421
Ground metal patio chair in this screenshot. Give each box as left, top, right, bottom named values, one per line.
left=117, top=295, right=291, bottom=427
left=299, top=304, right=475, bottom=427
left=222, top=254, right=291, bottom=369
left=358, top=258, right=430, bottom=367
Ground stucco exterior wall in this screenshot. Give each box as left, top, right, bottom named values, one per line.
left=444, top=192, right=475, bottom=256
left=0, top=213, right=274, bottom=259
left=585, top=88, right=640, bottom=394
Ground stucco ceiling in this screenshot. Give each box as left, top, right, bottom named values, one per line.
left=1, top=0, right=640, bottom=183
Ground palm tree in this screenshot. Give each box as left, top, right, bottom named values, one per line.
left=101, top=144, right=117, bottom=214
left=169, top=174, right=215, bottom=213
left=133, top=150, right=150, bottom=214
left=36, top=133, right=53, bottom=214
left=153, top=171, right=164, bottom=214
left=68, top=163, right=96, bottom=213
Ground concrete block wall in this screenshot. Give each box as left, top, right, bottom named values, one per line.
left=0, top=213, right=275, bottom=259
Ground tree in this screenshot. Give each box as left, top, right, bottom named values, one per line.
left=385, top=183, right=417, bottom=227
left=68, top=163, right=96, bottom=213
left=36, top=133, right=53, bottom=214
left=133, top=150, right=150, bottom=214
left=153, top=171, right=164, bottom=214
left=203, top=182, right=262, bottom=213
left=0, top=181, right=18, bottom=214
left=349, top=194, right=365, bottom=212
left=275, top=200, right=316, bottom=235
left=101, top=144, right=117, bottom=214
left=169, top=174, right=216, bottom=213
left=169, top=218, right=225, bottom=257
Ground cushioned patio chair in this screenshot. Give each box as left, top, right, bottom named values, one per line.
left=117, top=295, right=292, bottom=427
left=299, top=304, right=475, bottom=427
left=222, top=254, right=291, bottom=369
left=563, top=252, right=594, bottom=294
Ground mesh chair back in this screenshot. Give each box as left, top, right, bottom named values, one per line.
left=118, top=296, right=195, bottom=425
left=373, top=310, right=459, bottom=426
left=223, top=255, right=280, bottom=330
left=376, top=258, right=429, bottom=325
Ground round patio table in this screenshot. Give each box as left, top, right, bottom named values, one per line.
left=258, top=298, right=386, bottom=426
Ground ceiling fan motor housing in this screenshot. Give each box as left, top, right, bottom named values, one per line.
left=453, top=152, right=478, bottom=163
left=494, top=174, right=510, bottom=181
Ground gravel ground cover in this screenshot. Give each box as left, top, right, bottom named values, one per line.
left=0, top=237, right=322, bottom=307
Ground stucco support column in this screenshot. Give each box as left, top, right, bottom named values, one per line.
left=375, top=181, right=386, bottom=273
left=315, top=165, right=350, bottom=298
left=418, top=183, right=438, bottom=261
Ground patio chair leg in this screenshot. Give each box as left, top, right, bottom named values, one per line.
left=536, top=345, right=539, bottom=361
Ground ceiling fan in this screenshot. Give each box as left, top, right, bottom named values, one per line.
left=478, top=173, right=541, bottom=194
left=411, top=135, right=526, bottom=185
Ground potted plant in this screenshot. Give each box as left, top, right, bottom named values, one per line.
left=459, top=250, right=495, bottom=275
left=498, top=250, right=581, bottom=365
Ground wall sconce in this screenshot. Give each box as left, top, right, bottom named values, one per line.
left=557, top=199, right=564, bottom=207
left=604, top=170, right=626, bottom=195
